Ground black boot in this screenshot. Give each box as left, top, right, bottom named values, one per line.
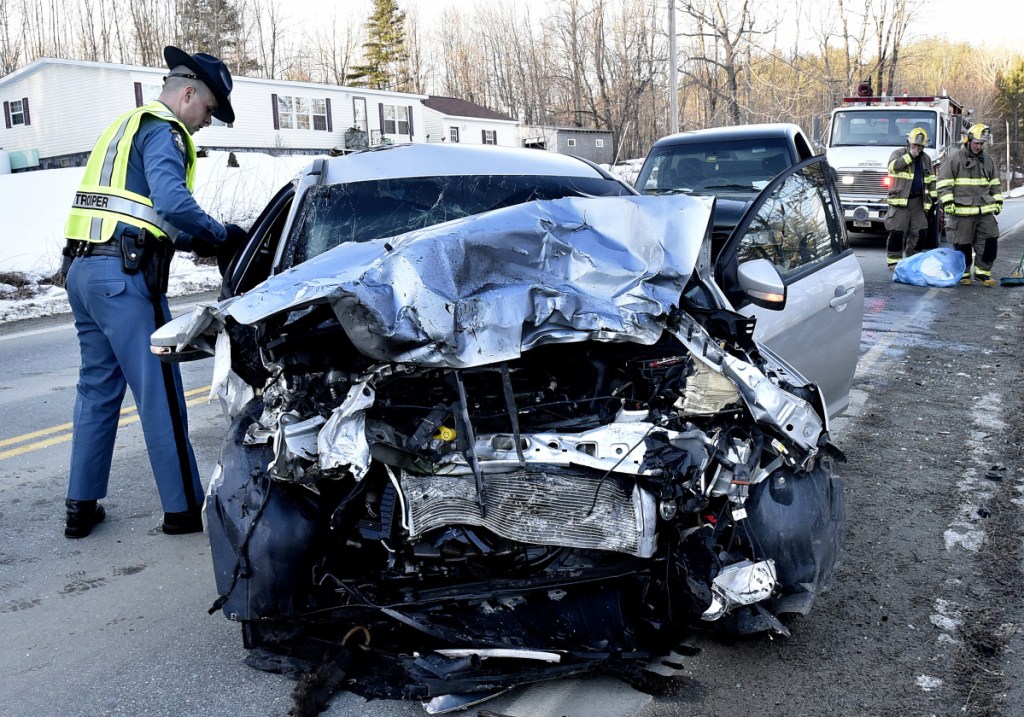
left=885, top=230, right=904, bottom=269
left=162, top=509, right=203, bottom=535
left=65, top=499, right=106, bottom=539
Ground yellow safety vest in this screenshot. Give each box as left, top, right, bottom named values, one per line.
left=65, top=102, right=196, bottom=244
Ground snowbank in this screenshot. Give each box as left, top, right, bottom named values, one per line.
left=0, top=151, right=319, bottom=323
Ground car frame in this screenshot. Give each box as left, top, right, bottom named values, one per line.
left=152, top=143, right=863, bottom=707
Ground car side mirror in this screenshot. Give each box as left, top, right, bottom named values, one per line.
left=737, top=258, right=787, bottom=310
left=150, top=312, right=217, bottom=363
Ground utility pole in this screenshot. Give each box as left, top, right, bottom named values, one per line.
left=668, top=0, right=679, bottom=134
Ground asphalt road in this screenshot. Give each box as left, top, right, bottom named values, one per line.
left=1, top=204, right=1022, bottom=717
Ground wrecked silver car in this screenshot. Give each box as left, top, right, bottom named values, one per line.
left=153, top=144, right=862, bottom=706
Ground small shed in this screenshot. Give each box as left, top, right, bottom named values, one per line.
left=518, top=125, right=615, bottom=164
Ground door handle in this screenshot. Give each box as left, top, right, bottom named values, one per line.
left=829, top=286, right=856, bottom=309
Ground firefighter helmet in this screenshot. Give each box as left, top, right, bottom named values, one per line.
left=964, top=123, right=992, bottom=144
left=907, top=127, right=928, bottom=146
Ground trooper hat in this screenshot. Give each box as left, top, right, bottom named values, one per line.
left=163, top=46, right=234, bottom=123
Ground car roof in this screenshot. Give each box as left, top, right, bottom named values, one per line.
left=651, top=123, right=806, bottom=147
left=316, top=143, right=610, bottom=184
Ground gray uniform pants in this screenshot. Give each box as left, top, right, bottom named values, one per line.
left=946, top=213, right=999, bottom=272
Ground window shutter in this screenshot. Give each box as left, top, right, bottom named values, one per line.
left=407, top=105, right=413, bottom=137
left=378, top=104, right=385, bottom=132
left=271, top=94, right=280, bottom=130
left=326, top=98, right=333, bottom=132
left=482, top=129, right=486, bottom=143
left=22, top=98, right=30, bottom=126
left=134, top=82, right=143, bottom=107
left=3, top=101, right=9, bottom=129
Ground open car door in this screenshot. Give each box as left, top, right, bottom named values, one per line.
left=151, top=181, right=296, bottom=361
left=716, top=156, right=864, bottom=419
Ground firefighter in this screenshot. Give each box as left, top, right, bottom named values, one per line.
left=937, top=123, right=1003, bottom=285
left=61, top=47, right=247, bottom=538
left=884, top=127, right=936, bottom=270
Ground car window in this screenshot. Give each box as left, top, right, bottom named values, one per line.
left=637, top=137, right=792, bottom=198
left=280, top=174, right=632, bottom=270
left=227, top=184, right=294, bottom=297
left=735, top=159, right=844, bottom=279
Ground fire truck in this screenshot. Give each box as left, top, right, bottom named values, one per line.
left=823, top=88, right=972, bottom=241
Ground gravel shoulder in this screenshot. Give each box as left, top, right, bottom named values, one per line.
left=637, top=228, right=1024, bottom=717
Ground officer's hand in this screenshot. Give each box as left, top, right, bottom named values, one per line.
left=215, top=224, right=247, bottom=275
left=225, top=223, right=248, bottom=249
left=994, top=204, right=1002, bottom=215
left=191, top=237, right=218, bottom=257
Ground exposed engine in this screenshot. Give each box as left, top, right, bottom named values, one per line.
left=205, top=302, right=845, bottom=701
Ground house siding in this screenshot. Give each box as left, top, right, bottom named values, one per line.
left=0, top=58, right=429, bottom=166
left=421, top=106, right=516, bottom=147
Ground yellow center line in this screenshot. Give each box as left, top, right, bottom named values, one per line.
left=0, top=386, right=212, bottom=460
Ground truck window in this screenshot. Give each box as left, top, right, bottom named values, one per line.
left=831, top=110, right=936, bottom=148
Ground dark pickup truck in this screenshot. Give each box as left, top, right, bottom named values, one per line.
left=634, top=123, right=817, bottom=245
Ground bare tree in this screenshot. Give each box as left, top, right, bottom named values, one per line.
left=677, top=0, right=767, bottom=126
left=870, top=0, right=920, bottom=95
left=0, top=0, right=21, bottom=74
left=247, top=0, right=287, bottom=78
left=128, top=0, right=175, bottom=67
left=549, top=0, right=597, bottom=128
left=303, top=13, right=360, bottom=85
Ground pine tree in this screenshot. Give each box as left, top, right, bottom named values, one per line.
left=346, top=0, right=410, bottom=91
left=176, top=0, right=259, bottom=75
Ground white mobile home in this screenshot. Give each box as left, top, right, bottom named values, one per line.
left=0, top=57, right=429, bottom=170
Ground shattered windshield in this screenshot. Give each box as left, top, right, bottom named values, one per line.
left=280, top=174, right=633, bottom=269
left=637, top=137, right=792, bottom=198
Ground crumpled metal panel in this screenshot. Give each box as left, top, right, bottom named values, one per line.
left=217, top=195, right=711, bottom=368
left=403, top=468, right=658, bottom=558
left=318, top=381, right=376, bottom=480
left=701, top=559, right=778, bottom=621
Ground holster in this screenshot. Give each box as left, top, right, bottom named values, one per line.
left=119, top=228, right=171, bottom=295
left=58, top=244, right=75, bottom=285
left=119, top=228, right=148, bottom=274
left=143, top=233, right=173, bottom=296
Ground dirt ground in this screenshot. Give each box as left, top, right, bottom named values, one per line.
left=636, top=233, right=1024, bottom=717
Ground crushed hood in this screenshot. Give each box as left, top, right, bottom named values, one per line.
left=184, top=194, right=713, bottom=368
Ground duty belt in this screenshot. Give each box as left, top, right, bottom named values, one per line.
left=74, top=240, right=121, bottom=257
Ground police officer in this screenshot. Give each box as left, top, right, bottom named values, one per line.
left=937, top=123, right=1003, bottom=286
left=884, top=127, right=936, bottom=270
left=62, top=46, right=246, bottom=538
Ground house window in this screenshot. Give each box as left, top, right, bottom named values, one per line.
left=595, top=139, right=605, bottom=148
left=276, top=94, right=331, bottom=131
left=383, top=105, right=409, bottom=135
left=138, top=83, right=161, bottom=105
left=481, top=129, right=496, bottom=145
left=4, top=98, right=29, bottom=127
left=567, top=138, right=577, bottom=147
left=449, top=126, right=460, bottom=143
